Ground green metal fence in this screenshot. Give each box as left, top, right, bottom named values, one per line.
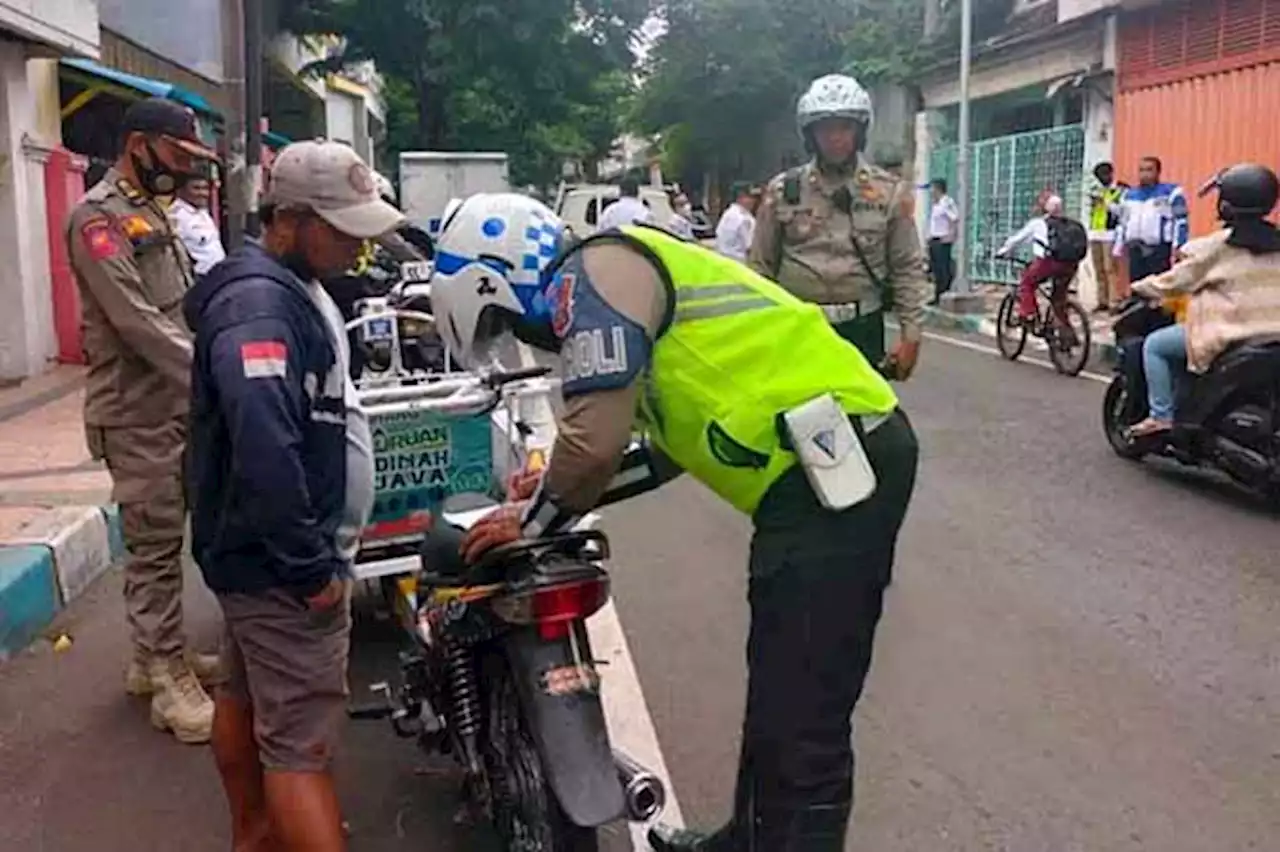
left=929, top=125, right=1086, bottom=285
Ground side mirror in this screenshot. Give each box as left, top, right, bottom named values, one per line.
left=398, top=224, right=436, bottom=260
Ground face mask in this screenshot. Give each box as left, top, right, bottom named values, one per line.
left=131, top=141, right=194, bottom=197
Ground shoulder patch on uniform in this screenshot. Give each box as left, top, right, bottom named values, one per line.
left=81, top=216, right=120, bottom=261
left=550, top=269, right=577, bottom=338
left=115, top=178, right=145, bottom=204
left=553, top=251, right=652, bottom=399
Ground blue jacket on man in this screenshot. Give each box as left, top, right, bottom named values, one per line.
left=183, top=243, right=348, bottom=599
left=1117, top=182, right=1189, bottom=249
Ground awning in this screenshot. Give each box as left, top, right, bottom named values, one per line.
left=60, top=58, right=220, bottom=119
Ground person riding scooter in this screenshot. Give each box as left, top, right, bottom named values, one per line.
left=1127, top=163, right=1280, bottom=437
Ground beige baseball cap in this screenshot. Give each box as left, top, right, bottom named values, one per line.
left=264, top=140, right=405, bottom=239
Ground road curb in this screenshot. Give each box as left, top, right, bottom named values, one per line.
left=0, top=545, right=59, bottom=658
left=922, top=306, right=1120, bottom=368
left=0, top=504, right=124, bottom=658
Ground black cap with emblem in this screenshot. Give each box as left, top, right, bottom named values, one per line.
left=121, top=98, right=219, bottom=161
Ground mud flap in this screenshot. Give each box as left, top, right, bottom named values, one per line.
left=502, top=624, right=625, bottom=827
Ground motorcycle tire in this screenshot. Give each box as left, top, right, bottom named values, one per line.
left=995, top=292, right=1028, bottom=361
left=483, top=654, right=599, bottom=852
left=1102, top=377, right=1146, bottom=460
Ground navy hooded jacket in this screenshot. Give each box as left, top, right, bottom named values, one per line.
left=183, top=243, right=348, bottom=598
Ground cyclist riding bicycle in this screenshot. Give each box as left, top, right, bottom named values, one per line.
left=996, top=194, right=1089, bottom=345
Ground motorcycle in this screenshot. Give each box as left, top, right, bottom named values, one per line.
left=350, top=496, right=666, bottom=851
left=1101, top=297, right=1280, bottom=503
left=350, top=268, right=445, bottom=378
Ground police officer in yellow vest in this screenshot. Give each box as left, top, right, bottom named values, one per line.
left=751, top=73, right=932, bottom=376
left=429, top=193, right=920, bottom=850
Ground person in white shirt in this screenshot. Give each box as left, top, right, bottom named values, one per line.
left=597, top=176, right=653, bottom=232
left=168, top=177, right=226, bottom=276
left=667, top=192, right=695, bottom=240
left=715, top=182, right=760, bottom=262
left=927, top=178, right=959, bottom=302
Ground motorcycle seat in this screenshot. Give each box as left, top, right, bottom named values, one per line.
left=1205, top=336, right=1280, bottom=379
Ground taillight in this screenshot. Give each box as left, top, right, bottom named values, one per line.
left=491, top=576, right=610, bottom=640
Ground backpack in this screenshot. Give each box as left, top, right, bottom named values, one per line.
left=1046, top=216, right=1089, bottom=263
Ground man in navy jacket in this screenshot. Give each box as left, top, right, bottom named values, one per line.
left=185, top=140, right=403, bottom=851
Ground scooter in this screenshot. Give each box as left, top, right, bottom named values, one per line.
left=1101, top=297, right=1280, bottom=503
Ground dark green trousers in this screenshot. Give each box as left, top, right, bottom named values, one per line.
left=723, top=411, right=919, bottom=849
left=832, top=310, right=887, bottom=366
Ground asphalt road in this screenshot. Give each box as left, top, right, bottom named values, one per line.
left=2, top=331, right=1278, bottom=851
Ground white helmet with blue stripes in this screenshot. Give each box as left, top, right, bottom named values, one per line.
left=429, top=193, right=566, bottom=367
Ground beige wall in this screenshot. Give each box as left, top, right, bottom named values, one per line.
left=0, top=0, right=99, bottom=58
left=27, top=59, right=61, bottom=145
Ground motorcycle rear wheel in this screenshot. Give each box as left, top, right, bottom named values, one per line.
left=483, top=654, right=599, bottom=852
left=1103, top=377, right=1146, bottom=460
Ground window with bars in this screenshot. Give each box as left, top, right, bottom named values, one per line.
left=1119, top=0, right=1280, bottom=90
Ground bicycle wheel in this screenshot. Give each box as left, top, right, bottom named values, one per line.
left=995, top=292, right=1028, bottom=361
left=1047, top=299, right=1092, bottom=376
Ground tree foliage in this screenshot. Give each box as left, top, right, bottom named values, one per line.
left=633, top=0, right=923, bottom=189
left=274, top=0, right=651, bottom=186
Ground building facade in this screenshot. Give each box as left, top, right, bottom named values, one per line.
left=917, top=0, right=1117, bottom=288
left=0, top=0, right=100, bottom=382
left=1114, top=0, right=1280, bottom=237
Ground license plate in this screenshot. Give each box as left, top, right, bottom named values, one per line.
left=363, top=317, right=394, bottom=341
left=401, top=260, right=432, bottom=282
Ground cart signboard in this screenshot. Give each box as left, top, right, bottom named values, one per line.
left=364, top=409, right=495, bottom=541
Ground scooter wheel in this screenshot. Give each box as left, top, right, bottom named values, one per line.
left=1103, top=378, right=1146, bottom=460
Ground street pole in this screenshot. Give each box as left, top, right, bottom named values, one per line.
left=954, top=0, right=973, bottom=294
left=244, top=0, right=264, bottom=238
left=221, top=0, right=246, bottom=248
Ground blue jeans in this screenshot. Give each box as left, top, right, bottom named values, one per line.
left=1142, top=323, right=1187, bottom=421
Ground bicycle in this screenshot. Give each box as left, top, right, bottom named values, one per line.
left=994, top=257, right=1092, bottom=377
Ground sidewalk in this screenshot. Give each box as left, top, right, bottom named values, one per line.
left=0, top=366, right=123, bottom=658
left=922, top=283, right=1120, bottom=365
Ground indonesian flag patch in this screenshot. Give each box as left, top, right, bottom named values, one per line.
left=240, top=341, right=288, bottom=379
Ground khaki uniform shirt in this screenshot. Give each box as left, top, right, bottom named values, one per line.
left=67, top=169, right=196, bottom=427
left=750, top=156, right=931, bottom=342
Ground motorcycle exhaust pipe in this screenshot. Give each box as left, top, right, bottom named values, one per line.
left=613, top=749, right=666, bottom=823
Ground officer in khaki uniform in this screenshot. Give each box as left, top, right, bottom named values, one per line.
left=751, top=73, right=932, bottom=377
left=66, top=98, right=220, bottom=744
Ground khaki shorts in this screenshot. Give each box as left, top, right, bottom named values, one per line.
left=218, top=584, right=352, bottom=772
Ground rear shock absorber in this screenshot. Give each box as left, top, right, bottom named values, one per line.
left=445, top=641, right=484, bottom=776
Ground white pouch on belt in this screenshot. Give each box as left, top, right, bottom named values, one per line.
left=782, top=394, right=877, bottom=510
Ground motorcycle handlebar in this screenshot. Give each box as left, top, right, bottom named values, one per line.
left=483, top=365, right=554, bottom=389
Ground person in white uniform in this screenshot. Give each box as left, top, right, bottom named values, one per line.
left=597, top=176, right=653, bottom=232
left=715, top=182, right=761, bottom=262
left=168, top=176, right=226, bottom=276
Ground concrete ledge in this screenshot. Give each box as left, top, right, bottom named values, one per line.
left=923, top=305, right=986, bottom=335
left=9, top=506, right=113, bottom=605
left=102, top=504, right=125, bottom=561
left=922, top=306, right=1122, bottom=371
left=0, top=545, right=59, bottom=658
